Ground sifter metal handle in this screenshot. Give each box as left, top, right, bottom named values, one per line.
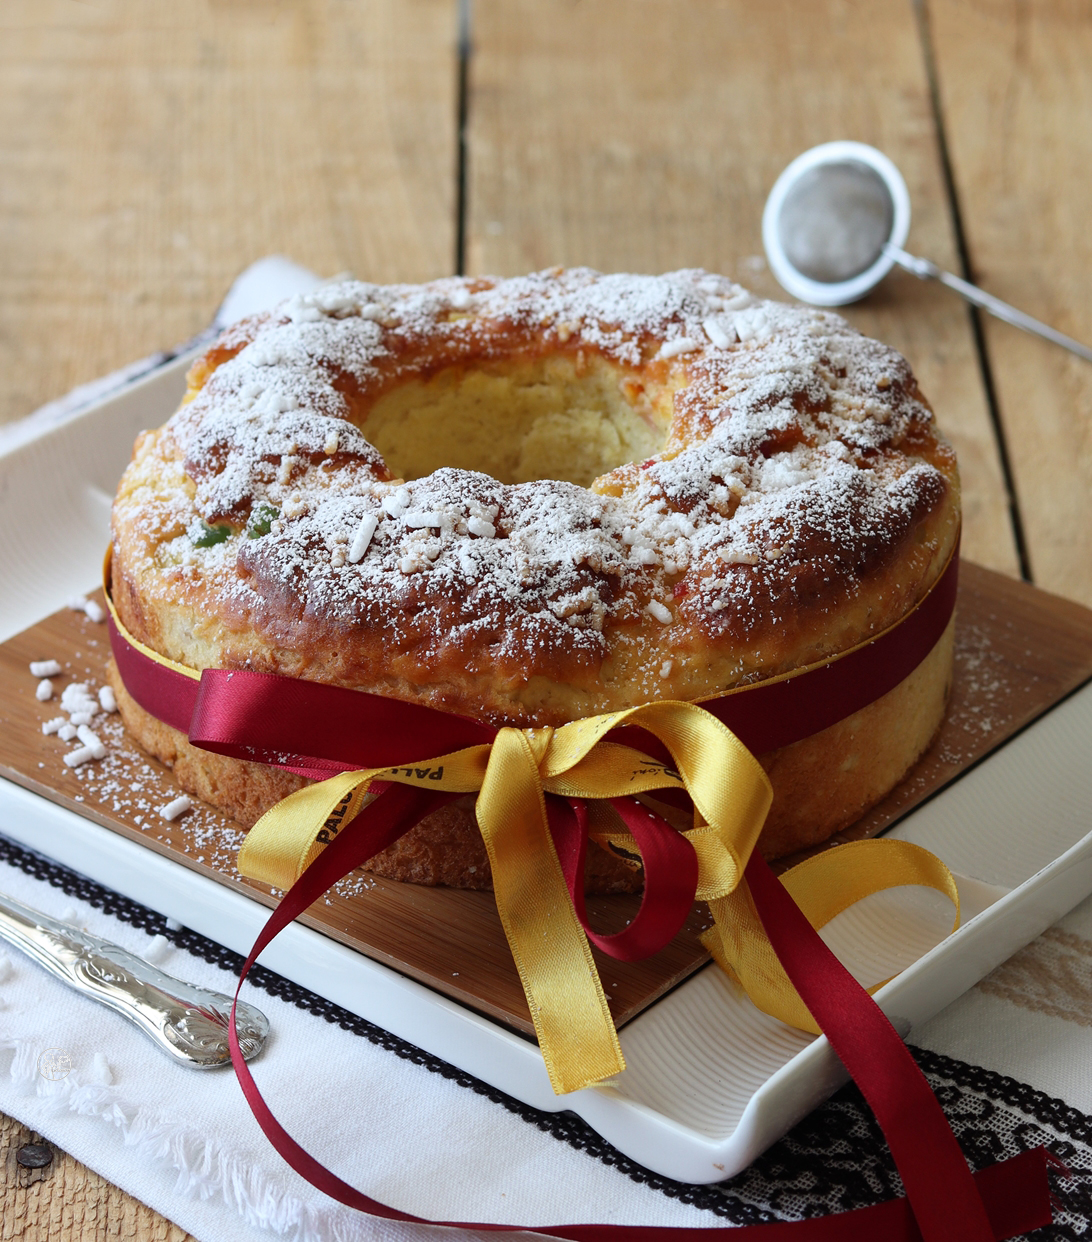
left=885, top=244, right=1092, bottom=364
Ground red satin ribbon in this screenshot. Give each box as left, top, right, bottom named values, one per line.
left=697, top=544, right=960, bottom=753
left=548, top=796, right=699, bottom=961
left=743, top=853, right=997, bottom=1241
left=226, top=795, right=1052, bottom=1240
left=107, top=541, right=960, bottom=777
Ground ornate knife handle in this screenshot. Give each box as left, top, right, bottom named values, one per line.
left=0, top=890, right=268, bottom=1068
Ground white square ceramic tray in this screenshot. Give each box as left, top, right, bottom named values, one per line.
left=3, top=358, right=1092, bottom=1185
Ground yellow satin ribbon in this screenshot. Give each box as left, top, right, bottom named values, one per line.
left=704, top=839, right=960, bottom=1035
left=234, top=708, right=961, bottom=1095
left=237, top=703, right=774, bottom=1094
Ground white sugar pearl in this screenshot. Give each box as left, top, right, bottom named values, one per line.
left=76, top=726, right=106, bottom=759
left=702, top=317, right=733, bottom=349
left=347, top=513, right=378, bottom=564
left=467, top=517, right=496, bottom=538
left=658, top=336, right=700, bottom=359
left=646, top=600, right=673, bottom=624
left=158, top=795, right=192, bottom=822
left=403, top=510, right=442, bottom=529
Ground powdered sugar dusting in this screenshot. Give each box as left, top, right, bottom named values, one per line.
left=114, top=268, right=956, bottom=715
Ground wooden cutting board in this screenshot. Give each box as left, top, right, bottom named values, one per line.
left=2, top=561, right=1091, bottom=1039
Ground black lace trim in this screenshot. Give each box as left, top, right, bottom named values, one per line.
left=1, top=831, right=1088, bottom=1234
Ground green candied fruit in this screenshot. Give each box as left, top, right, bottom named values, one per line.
left=246, top=503, right=279, bottom=539
left=191, top=521, right=232, bottom=548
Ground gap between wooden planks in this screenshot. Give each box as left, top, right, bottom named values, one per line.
left=925, top=0, right=1092, bottom=608
left=1, top=565, right=1091, bottom=1038
left=465, top=0, right=1022, bottom=581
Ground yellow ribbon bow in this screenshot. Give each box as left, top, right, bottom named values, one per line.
left=238, top=702, right=772, bottom=1093
left=236, top=702, right=960, bottom=1094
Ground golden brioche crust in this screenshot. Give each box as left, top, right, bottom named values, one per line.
left=108, top=268, right=960, bottom=881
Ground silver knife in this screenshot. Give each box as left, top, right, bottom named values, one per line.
left=0, top=890, right=268, bottom=1069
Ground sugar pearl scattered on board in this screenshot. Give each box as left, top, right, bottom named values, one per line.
left=35, top=679, right=54, bottom=702
left=76, top=726, right=106, bottom=759
left=29, top=659, right=62, bottom=678
left=158, top=795, right=193, bottom=822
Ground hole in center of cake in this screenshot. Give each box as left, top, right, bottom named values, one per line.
left=362, top=354, right=676, bottom=488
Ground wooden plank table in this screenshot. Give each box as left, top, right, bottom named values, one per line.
left=927, top=0, right=1092, bottom=604
left=2, top=0, right=1090, bottom=1235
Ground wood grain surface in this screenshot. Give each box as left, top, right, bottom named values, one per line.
left=0, top=1112, right=196, bottom=1242
left=0, top=0, right=458, bottom=424
left=465, top=0, right=1021, bottom=577
left=927, top=0, right=1092, bottom=605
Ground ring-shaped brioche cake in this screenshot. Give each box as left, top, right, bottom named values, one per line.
left=109, top=268, right=960, bottom=892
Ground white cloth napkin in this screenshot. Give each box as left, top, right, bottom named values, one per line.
left=0, top=843, right=728, bottom=1241
left=5, top=835, right=1092, bottom=1242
